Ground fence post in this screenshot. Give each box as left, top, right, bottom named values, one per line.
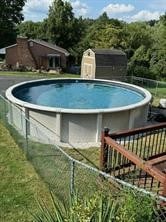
left=24, top=108, right=30, bottom=159
left=155, top=81, right=159, bottom=97
left=3, top=98, right=8, bottom=124
left=0, top=96, right=5, bottom=122
left=70, top=160, right=75, bottom=196
left=100, top=127, right=110, bottom=171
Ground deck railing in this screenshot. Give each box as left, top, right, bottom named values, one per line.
left=100, top=123, right=166, bottom=196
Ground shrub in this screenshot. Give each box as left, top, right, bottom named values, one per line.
left=33, top=189, right=155, bottom=222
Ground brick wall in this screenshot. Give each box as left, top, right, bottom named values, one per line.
left=16, top=37, right=36, bottom=68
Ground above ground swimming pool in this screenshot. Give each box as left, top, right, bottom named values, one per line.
left=6, top=78, right=152, bottom=147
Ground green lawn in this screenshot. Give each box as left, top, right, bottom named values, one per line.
left=146, top=87, right=166, bottom=106
left=64, top=147, right=100, bottom=168
left=0, top=70, right=79, bottom=78
left=0, top=122, right=52, bottom=222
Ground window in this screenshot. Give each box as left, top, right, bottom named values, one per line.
left=48, top=56, right=60, bottom=69
left=54, top=57, right=60, bottom=67
left=49, top=57, right=53, bottom=68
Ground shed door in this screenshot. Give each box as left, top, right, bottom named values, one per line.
left=84, top=63, right=92, bottom=78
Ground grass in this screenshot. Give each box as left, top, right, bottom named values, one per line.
left=131, top=79, right=166, bottom=107
left=0, top=122, right=52, bottom=222
left=64, top=147, right=100, bottom=168
left=146, top=87, right=166, bottom=106
left=0, top=70, right=79, bottom=78
left=0, top=118, right=103, bottom=202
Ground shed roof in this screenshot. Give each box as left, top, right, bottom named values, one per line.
left=91, top=49, right=127, bottom=66
left=92, top=48, right=126, bottom=56
left=30, top=39, right=70, bottom=56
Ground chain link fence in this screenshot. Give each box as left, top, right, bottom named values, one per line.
left=112, top=75, right=165, bottom=101
left=0, top=94, right=166, bottom=220
left=125, top=76, right=166, bottom=106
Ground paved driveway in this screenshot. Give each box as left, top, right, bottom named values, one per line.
left=0, top=75, right=41, bottom=96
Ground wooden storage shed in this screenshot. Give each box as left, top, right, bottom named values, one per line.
left=81, top=48, right=127, bottom=80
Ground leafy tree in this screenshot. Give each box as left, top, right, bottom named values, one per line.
left=125, top=22, right=154, bottom=78
left=0, top=0, right=26, bottom=48
left=18, top=19, right=49, bottom=40
left=128, top=45, right=154, bottom=78
left=47, top=0, right=82, bottom=49
left=150, top=14, right=166, bottom=79
left=125, top=22, right=153, bottom=51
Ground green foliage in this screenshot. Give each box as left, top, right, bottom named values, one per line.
left=149, top=14, right=166, bottom=79
left=116, top=190, right=154, bottom=222
left=34, top=190, right=155, bottom=222
left=125, top=22, right=153, bottom=51
left=0, top=0, right=26, bottom=48
left=18, top=20, right=49, bottom=40
left=47, top=0, right=82, bottom=49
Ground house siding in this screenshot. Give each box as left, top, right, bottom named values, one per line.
left=29, top=41, right=67, bottom=69
left=6, top=46, right=18, bottom=67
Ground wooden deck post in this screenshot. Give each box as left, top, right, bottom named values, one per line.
left=162, top=177, right=166, bottom=197
left=100, top=127, right=110, bottom=171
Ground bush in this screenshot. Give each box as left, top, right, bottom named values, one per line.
left=33, top=189, right=155, bottom=222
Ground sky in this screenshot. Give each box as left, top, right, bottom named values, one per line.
left=23, top=0, right=166, bottom=22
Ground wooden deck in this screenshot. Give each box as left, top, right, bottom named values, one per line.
left=100, top=122, right=166, bottom=196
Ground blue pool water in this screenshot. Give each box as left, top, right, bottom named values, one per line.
left=13, top=80, right=144, bottom=109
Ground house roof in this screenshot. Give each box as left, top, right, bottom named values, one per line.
left=4, top=39, right=70, bottom=56
left=90, top=48, right=127, bottom=66
left=30, top=39, right=70, bottom=56
left=5, top=44, right=17, bottom=49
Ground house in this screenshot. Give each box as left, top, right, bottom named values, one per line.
left=81, top=48, right=127, bottom=80
left=4, top=37, right=70, bottom=70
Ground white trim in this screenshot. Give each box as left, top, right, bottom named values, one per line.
left=5, top=44, right=17, bottom=49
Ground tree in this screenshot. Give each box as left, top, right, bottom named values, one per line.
left=47, top=0, right=82, bottom=49
left=0, top=0, right=26, bottom=48
left=18, top=19, right=49, bottom=40
left=125, top=22, right=153, bottom=51
left=125, top=22, right=154, bottom=78
left=81, top=14, right=126, bottom=49
left=150, top=14, right=166, bottom=79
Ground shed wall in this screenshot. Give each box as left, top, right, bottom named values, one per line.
left=95, top=66, right=127, bottom=80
